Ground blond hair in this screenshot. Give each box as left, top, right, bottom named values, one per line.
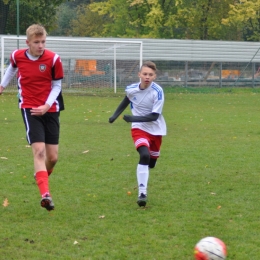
left=140, top=61, right=157, bottom=72
left=26, top=24, right=47, bottom=40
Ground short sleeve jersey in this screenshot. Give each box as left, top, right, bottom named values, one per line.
left=125, top=82, right=167, bottom=136
left=10, top=49, right=64, bottom=112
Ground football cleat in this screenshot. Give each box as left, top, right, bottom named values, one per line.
left=137, top=193, right=147, bottom=207
left=40, top=195, right=55, bottom=211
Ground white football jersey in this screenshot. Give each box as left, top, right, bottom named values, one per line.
left=125, top=82, right=167, bottom=136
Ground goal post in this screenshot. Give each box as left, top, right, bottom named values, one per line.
left=1, top=36, right=143, bottom=94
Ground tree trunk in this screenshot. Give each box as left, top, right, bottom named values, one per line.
left=203, top=62, right=216, bottom=82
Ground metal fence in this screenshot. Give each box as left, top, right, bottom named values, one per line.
left=1, top=35, right=260, bottom=89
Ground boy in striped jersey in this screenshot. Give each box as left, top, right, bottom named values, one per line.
left=109, top=61, right=167, bottom=207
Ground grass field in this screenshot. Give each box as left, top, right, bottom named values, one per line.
left=1, top=87, right=260, bottom=259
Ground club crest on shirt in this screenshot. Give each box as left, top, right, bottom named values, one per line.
left=39, top=64, right=46, bottom=72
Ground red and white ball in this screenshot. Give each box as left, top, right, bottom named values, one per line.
left=194, top=236, right=227, bottom=260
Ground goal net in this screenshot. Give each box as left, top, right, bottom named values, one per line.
left=0, top=37, right=143, bottom=95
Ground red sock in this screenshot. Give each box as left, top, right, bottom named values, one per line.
left=47, top=169, right=53, bottom=176
left=35, top=171, right=50, bottom=197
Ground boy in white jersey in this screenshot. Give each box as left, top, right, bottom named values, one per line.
left=109, top=61, right=167, bottom=207
left=0, top=24, right=64, bottom=211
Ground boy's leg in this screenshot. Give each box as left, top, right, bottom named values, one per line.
left=32, top=142, right=51, bottom=196
left=149, top=135, right=162, bottom=168
left=32, top=142, right=54, bottom=211
left=45, top=144, right=59, bottom=176
left=136, top=146, right=150, bottom=207
left=137, top=146, right=150, bottom=195
left=21, top=109, right=55, bottom=210
left=44, top=112, right=60, bottom=176
left=132, top=129, right=152, bottom=207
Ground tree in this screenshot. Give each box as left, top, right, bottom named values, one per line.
left=165, top=0, right=236, bottom=40
left=222, top=0, right=260, bottom=41
left=0, top=0, right=10, bottom=34
left=86, top=0, right=237, bottom=40
left=88, top=0, right=178, bottom=38
left=50, top=3, right=77, bottom=36
left=70, top=4, right=106, bottom=37
left=0, top=0, right=66, bottom=35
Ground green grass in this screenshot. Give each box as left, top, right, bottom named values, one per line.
left=1, top=87, right=260, bottom=259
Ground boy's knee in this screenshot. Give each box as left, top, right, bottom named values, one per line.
left=140, top=153, right=150, bottom=165
left=138, top=146, right=150, bottom=165
left=149, top=158, right=157, bottom=168
left=49, top=156, right=58, bottom=165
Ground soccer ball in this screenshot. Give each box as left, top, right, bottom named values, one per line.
left=194, top=236, right=227, bottom=260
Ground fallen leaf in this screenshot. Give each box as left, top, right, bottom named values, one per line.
left=210, top=192, right=216, bottom=195
left=1, top=157, right=8, bottom=160
left=99, top=215, right=105, bottom=219
left=82, top=150, right=89, bottom=153
left=73, top=241, right=79, bottom=245
left=3, top=198, right=9, bottom=207
left=217, top=205, right=221, bottom=209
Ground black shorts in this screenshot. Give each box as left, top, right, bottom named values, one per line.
left=21, top=108, right=60, bottom=145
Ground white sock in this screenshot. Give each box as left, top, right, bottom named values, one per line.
left=137, top=164, right=149, bottom=196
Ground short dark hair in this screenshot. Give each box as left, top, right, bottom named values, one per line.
left=140, top=61, right=157, bottom=72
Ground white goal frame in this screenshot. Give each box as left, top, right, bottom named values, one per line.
left=1, top=36, right=143, bottom=93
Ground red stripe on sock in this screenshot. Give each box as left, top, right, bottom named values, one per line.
left=35, top=171, right=50, bottom=197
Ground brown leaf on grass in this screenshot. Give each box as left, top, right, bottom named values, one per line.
left=3, top=198, right=9, bottom=207
left=217, top=205, right=222, bottom=209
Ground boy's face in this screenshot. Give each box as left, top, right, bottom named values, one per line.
left=138, top=66, right=156, bottom=89
left=26, top=34, right=46, bottom=57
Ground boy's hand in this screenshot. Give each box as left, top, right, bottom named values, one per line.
left=109, top=116, right=116, bottom=123
left=30, top=104, right=50, bottom=116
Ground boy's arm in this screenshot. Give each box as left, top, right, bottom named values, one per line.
left=109, top=96, right=130, bottom=123
left=123, top=113, right=159, bottom=122
left=45, top=80, right=62, bottom=107
left=0, top=64, right=18, bottom=94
